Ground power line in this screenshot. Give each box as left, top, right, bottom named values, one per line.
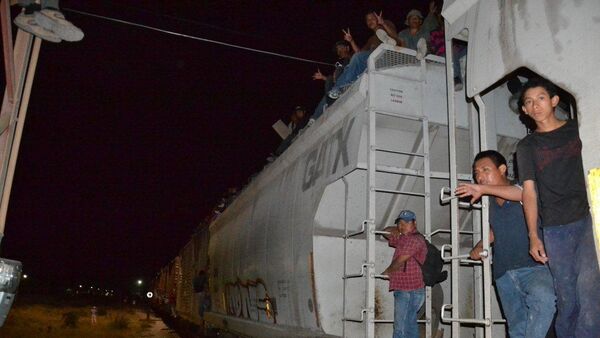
left=63, top=8, right=334, bottom=67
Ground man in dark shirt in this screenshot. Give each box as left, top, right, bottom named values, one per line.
left=516, top=77, right=600, bottom=337
left=309, top=41, right=353, bottom=123
left=456, top=150, right=556, bottom=337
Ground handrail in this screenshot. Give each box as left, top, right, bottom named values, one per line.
left=441, top=244, right=487, bottom=264
left=440, top=187, right=482, bottom=209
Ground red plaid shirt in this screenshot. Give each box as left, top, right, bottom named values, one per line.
left=388, top=229, right=427, bottom=291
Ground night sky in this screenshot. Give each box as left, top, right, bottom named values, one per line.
left=1, top=1, right=430, bottom=290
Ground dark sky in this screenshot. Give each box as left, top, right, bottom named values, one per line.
left=1, top=0, right=430, bottom=290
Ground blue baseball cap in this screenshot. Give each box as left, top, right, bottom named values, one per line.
left=395, top=210, right=416, bottom=223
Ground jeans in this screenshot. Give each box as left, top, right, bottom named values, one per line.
left=330, top=51, right=371, bottom=93
left=543, top=213, right=600, bottom=338
left=495, top=265, right=556, bottom=338
left=19, top=0, right=59, bottom=9
left=393, top=288, right=425, bottom=338
left=311, top=95, right=327, bottom=121
left=452, top=45, right=467, bottom=81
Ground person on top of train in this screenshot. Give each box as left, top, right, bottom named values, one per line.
left=13, top=0, right=83, bottom=42
left=309, top=40, right=354, bottom=124
left=516, top=77, right=600, bottom=337
left=455, top=150, right=556, bottom=338
left=382, top=210, right=427, bottom=338
left=397, top=1, right=439, bottom=51
left=327, top=10, right=400, bottom=100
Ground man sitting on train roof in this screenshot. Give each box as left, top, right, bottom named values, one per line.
left=327, top=10, right=400, bottom=101
left=456, top=150, right=556, bottom=338
left=13, top=0, right=84, bottom=43
left=397, top=1, right=439, bottom=51
left=309, top=40, right=353, bottom=124
left=272, top=106, right=308, bottom=157
left=382, top=210, right=427, bottom=338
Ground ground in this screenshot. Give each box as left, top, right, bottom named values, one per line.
left=0, top=295, right=180, bottom=338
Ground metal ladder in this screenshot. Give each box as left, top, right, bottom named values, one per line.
left=341, top=100, right=434, bottom=337
left=439, top=30, right=505, bottom=337
left=0, top=0, right=41, bottom=238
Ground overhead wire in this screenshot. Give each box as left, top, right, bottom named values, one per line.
left=63, top=8, right=334, bottom=67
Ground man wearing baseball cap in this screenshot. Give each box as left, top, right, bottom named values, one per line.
left=383, top=210, right=427, bottom=338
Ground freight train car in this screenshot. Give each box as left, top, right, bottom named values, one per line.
left=154, top=1, right=600, bottom=337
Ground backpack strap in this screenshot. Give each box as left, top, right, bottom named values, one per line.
left=403, top=233, right=426, bottom=271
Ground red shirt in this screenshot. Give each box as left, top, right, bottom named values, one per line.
left=388, top=230, right=427, bottom=291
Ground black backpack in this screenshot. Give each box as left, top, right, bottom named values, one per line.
left=404, top=234, right=448, bottom=286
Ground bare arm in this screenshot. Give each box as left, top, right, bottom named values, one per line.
left=342, top=28, right=360, bottom=53
left=469, top=229, right=495, bottom=260
left=522, top=180, right=547, bottom=263
left=455, top=183, right=522, bottom=204
left=382, top=226, right=400, bottom=240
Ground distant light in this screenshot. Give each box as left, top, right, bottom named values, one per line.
left=90, top=286, right=94, bottom=289
left=146, top=292, right=153, bottom=299
left=137, top=280, right=143, bottom=285
left=22, top=274, right=28, bottom=279
left=79, top=285, right=82, bottom=288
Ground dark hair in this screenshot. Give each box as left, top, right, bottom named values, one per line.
left=519, top=77, right=558, bottom=108
left=333, top=40, right=350, bottom=51
left=473, top=150, right=507, bottom=170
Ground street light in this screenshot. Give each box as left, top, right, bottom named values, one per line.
left=137, top=279, right=143, bottom=286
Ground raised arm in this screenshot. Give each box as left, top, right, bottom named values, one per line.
left=422, top=1, right=440, bottom=34
left=374, top=11, right=402, bottom=47
left=342, top=28, right=360, bottom=53
left=455, top=183, right=523, bottom=204
left=522, top=180, right=547, bottom=263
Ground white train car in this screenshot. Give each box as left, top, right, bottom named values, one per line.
left=160, top=1, right=600, bottom=337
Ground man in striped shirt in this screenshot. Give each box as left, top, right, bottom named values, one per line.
left=383, top=210, right=427, bottom=338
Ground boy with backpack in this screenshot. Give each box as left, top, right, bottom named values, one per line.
left=382, top=210, right=427, bottom=338
left=456, top=150, right=556, bottom=337
left=516, top=77, right=600, bottom=337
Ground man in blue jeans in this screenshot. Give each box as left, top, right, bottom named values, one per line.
left=327, top=11, right=399, bottom=100
left=517, top=77, right=600, bottom=337
left=456, top=150, right=556, bottom=337
left=382, top=210, right=427, bottom=338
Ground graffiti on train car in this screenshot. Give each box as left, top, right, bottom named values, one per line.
left=302, top=117, right=356, bottom=191
left=224, top=278, right=277, bottom=324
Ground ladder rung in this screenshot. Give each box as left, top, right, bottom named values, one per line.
left=376, top=165, right=423, bottom=177
left=441, top=304, right=506, bottom=325
left=375, top=188, right=426, bottom=197
left=343, top=272, right=365, bottom=279
left=374, top=110, right=425, bottom=121
left=374, top=146, right=425, bottom=158
left=343, top=309, right=367, bottom=323
left=356, top=163, right=473, bottom=181
left=373, top=319, right=428, bottom=324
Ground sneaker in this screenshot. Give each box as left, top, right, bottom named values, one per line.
left=375, top=29, right=397, bottom=46
left=454, top=77, right=463, bottom=91
left=14, top=12, right=61, bottom=42
left=416, top=38, right=428, bottom=60
left=35, top=9, right=84, bottom=42
left=328, top=88, right=341, bottom=100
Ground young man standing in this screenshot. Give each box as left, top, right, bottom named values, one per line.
left=517, top=77, right=600, bottom=337
left=382, top=210, right=427, bottom=338
left=456, top=150, right=556, bottom=337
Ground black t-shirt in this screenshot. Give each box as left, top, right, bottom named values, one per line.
left=517, top=119, right=589, bottom=226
